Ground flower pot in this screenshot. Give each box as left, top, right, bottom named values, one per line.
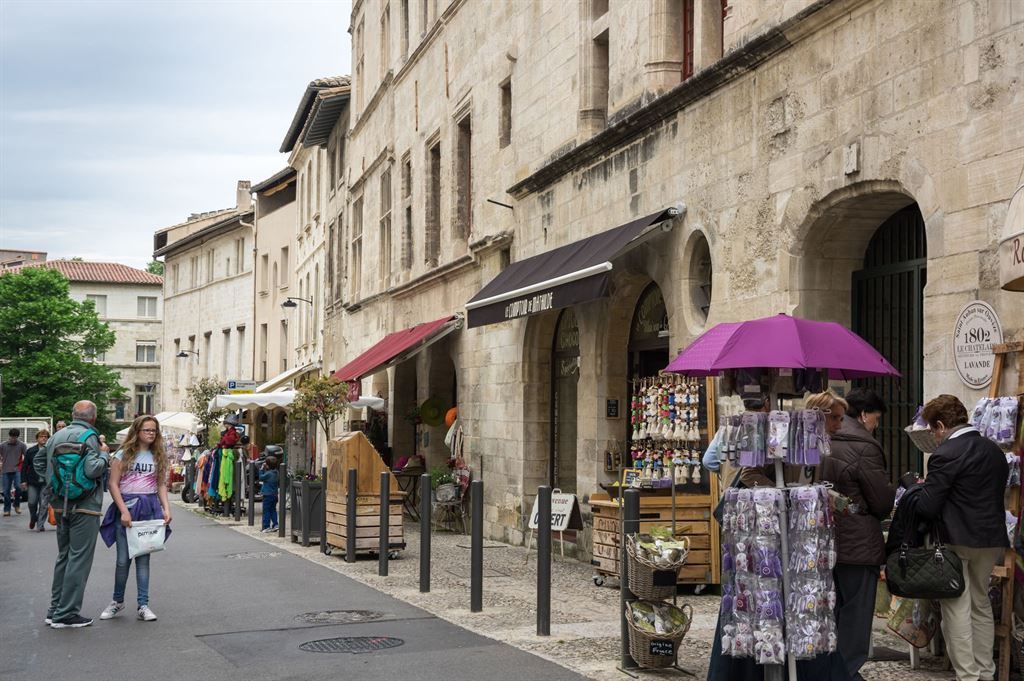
left=434, top=482, right=457, bottom=503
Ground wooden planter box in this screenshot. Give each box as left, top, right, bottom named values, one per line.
left=324, top=431, right=406, bottom=557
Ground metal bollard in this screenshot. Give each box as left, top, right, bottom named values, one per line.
left=301, top=478, right=311, bottom=546
left=346, top=468, right=357, bottom=563
left=470, top=479, right=483, bottom=612
left=320, top=466, right=328, bottom=554
left=620, top=489, right=640, bottom=669
left=537, top=485, right=552, bottom=636
left=233, top=455, right=242, bottom=522
left=278, top=472, right=287, bottom=538
left=247, top=461, right=256, bottom=527
left=419, top=472, right=431, bottom=593
left=379, top=471, right=390, bottom=576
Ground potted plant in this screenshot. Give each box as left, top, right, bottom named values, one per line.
left=430, top=465, right=457, bottom=502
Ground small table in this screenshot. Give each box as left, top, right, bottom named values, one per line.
left=394, top=469, right=423, bottom=520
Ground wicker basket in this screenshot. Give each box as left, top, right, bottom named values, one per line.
left=626, top=534, right=689, bottom=600
left=625, top=601, right=693, bottom=668
left=904, top=425, right=938, bottom=454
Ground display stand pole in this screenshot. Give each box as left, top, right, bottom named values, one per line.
left=247, top=461, right=256, bottom=527
left=619, top=489, right=640, bottom=675
left=233, top=453, right=242, bottom=522
left=769, top=456, right=796, bottom=681
left=671, top=461, right=677, bottom=608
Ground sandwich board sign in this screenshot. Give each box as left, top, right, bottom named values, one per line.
left=528, top=490, right=584, bottom=531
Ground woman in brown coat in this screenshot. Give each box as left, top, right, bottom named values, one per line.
left=819, top=388, right=895, bottom=681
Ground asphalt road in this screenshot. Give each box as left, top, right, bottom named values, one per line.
left=0, top=500, right=588, bottom=681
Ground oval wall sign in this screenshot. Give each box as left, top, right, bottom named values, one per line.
left=952, top=300, right=1003, bottom=389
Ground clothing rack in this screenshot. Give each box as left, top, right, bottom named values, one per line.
left=989, top=341, right=1024, bottom=681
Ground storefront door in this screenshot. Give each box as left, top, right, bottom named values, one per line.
left=551, top=309, right=579, bottom=493
left=852, top=205, right=927, bottom=483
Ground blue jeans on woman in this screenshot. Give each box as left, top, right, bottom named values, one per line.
left=2, top=471, right=21, bottom=513
left=262, top=494, right=278, bottom=530
left=114, top=523, right=150, bottom=607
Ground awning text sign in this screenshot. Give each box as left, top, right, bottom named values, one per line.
left=528, top=492, right=584, bottom=532
left=952, top=301, right=1003, bottom=389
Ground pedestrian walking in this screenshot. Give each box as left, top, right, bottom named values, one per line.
left=1, top=428, right=27, bottom=516
left=818, top=389, right=895, bottom=681
left=22, top=429, right=50, bottom=531
left=912, top=394, right=1008, bottom=681
left=34, top=401, right=110, bottom=628
left=259, top=455, right=279, bottom=532
left=99, top=415, right=172, bottom=622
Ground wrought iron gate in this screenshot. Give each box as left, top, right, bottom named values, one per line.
left=852, top=205, right=927, bottom=484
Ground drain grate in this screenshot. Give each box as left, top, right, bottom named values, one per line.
left=299, top=636, right=404, bottom=654
left=225, top=551, right=282, bottom=560
left=295, top=610, right=385, bottom=625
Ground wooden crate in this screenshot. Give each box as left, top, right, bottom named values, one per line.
left=325, top=496, right=406, bottom=553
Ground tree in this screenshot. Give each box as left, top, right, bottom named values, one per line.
left=0, top=267, right=126, bottom=435
left=183, top=377, right=228, bottom=443
left=289, top=375, right=349, bottom=469
left=146, top=260, right=165, bottom=276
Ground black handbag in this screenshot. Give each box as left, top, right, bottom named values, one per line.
left=885, top=541, right=965, bottom=600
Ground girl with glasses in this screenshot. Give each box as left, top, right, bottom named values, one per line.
left=98, top=416, right=172, bottom=622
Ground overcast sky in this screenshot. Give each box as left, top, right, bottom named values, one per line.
left=0, top=0, right=352, bottom=269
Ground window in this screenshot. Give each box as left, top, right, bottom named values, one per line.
left=380, top=4, right=391, bottom=80
left=400, top=0, right=409, bottom=59
left=683, top=0, right=695, bottom=80
left=380, top=168, right=392, bottom=286
left=85, top=349, right=105, bottom=363
left=306, top=159, right=314, bottom=221
left=328, top=144, right=337, bottom=192
left=425, top=139, right=441, bottom=267
left=206, top=250, right=214, bottom=282
left=135, top=342, right=157, bottom=363
left=235, top=238, right=245, bottom=274
left=261, top=254, right=269, bottom=291
left=499, top=79, right=512, bottom=148
left=355, top=17, right=365, bottom=111
left=334, top=212, right=345, bottom=301
left=222, top=329, right=230, bottom=378
left=455, top=115, right=472, bottom=241
left=580, top=0, right=609, bottom=135
left=351, top=196, right=363, bottom=299
left=401, top=154, right=414, bottom=269
left=172, top=264, right=180, bottom=293
left=280, top=321, right=288, bottom=373
left=86, top=294, right=107, bottom=317
left=203, top=332, right=212, bottom=377
left=259, top=323, right=268, bottom=381
left=115, top=402, right=125, bottom=421
left=173, top=339, right=181, bottom=387
left=336, top=138, right=344, bottom=186
left=420, top=0, right=429, bottom=35
left=236, top=326, right=245, bottom=379
left=327, top=219, right=336, bottom=300
left=314, top=156, right=321, bottom=216
left=280, top=246, right=290, bottom=283
left=189, top=255, right=199, bottom=287
left=135, top=385, right=153, bottom=417
left=137, top=296, right=157, bottom=318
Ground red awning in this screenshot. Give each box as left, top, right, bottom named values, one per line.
left=332, top=315, right=461, bottom=382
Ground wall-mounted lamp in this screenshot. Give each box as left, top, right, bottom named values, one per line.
left=176, top=350, right=200, bottom=359
left=281, top=296, right=313, bottom=309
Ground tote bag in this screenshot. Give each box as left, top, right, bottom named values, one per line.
left=127, top=520, right=167, bottom=559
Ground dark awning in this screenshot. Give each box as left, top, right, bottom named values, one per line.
left=332, top=315, right=461, bottom=382
left=465, top=208, right=678, bottom=328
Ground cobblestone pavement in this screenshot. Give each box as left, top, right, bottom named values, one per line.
left=178, top=500, right=959, bottom=681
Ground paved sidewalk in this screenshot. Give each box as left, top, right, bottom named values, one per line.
left=181, top=499, right=959, bottom=681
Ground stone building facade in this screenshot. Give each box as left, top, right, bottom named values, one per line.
left=154, top=182, right=255, bottom=412
left=327, top=0, right=1024, bottom=549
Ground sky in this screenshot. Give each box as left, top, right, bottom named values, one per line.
left=0, top=0, right=352, bottom=269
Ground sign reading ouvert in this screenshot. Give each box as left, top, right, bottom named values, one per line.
left=952, top=301, right=1003, bottom=389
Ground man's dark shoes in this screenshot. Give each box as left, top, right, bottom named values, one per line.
left=50, top=614, right=93, bottom=629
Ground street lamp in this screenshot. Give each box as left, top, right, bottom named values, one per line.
left=176, top=350, right=200, bottom=359
left=281, top=296, right=313, bottom=309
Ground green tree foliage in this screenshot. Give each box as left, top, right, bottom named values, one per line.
left=183, top=376, right=228, bottom=442
left=0, top=267, right=126, bottom=434
left=146, top=260, right=165, bottom=276
left=289, top=375, right=349, bottom=446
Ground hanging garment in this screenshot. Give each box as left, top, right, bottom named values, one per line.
left=218, top=447, right=234, bottom=500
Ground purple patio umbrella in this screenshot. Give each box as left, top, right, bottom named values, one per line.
left=665, top=313, right=901, bottom=379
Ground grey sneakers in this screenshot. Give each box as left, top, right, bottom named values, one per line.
left=100, top=601, right=124, bottom=620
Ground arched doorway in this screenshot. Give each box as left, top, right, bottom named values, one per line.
left=550, top=309, right=580, bottom=492
left=628, top=283, right=670, bottom=379
left=852, top=205, right=927, bottom=482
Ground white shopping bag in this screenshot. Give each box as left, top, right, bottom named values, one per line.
left=127, top=519, right=167, bottom=559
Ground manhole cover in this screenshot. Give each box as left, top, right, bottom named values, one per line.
left=295, top=610, right=385, bottom=624
left=299, top=636, right=404, bottom=654
left=225, top=551, right=282, bottom=560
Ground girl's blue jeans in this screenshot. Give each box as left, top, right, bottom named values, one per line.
left=114, top=523, right=150, bottom=607
left=262, top=494, right=278, bottom=529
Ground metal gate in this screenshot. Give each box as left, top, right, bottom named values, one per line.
left=852, top=205, right=927, bottom=484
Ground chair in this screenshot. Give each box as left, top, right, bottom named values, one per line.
left=433, top=471, right=470, bottom=534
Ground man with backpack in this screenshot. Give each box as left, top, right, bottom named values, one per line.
left=33, top=401, right=110, bottom=628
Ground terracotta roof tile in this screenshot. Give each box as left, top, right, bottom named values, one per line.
left=4, top=260, right=163, bottom=285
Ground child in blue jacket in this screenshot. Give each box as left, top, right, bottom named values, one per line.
left=259, top=456, right=280, bottom=532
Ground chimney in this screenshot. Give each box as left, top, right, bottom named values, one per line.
left=236, top=180, right=252, bottom=212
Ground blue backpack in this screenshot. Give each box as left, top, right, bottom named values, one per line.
left=49, top=429, right=99, bottom=502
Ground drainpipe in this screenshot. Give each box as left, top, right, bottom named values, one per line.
left=240, top=211, right=256, bottom=384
